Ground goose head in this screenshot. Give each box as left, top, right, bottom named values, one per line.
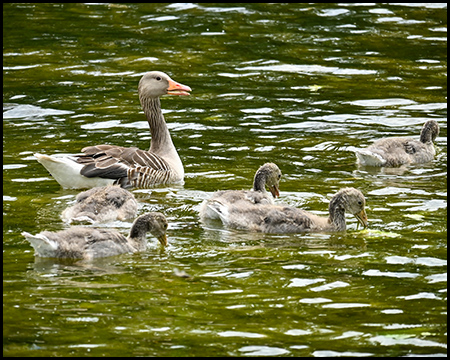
left=342, top=188, right=368, bottom=228
left=254, top=163, right=282, bottom=198
left=420, top=120, right=439, bottom=144
left=266, top=164, right=282, bottom=198
left=138, top=71, right=191, bottom=99
left=130, top=212, right=169, bottom=246
left=329, top=188, right=368, bottom=230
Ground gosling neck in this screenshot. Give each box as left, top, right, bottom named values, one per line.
left=128, top=217, right=149, bottom=252
left=328, top=193, right=347, bottom=231
left=252, top=169, right=268, bottom=192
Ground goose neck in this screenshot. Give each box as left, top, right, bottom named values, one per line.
left=253, top=170, right=268, bottom=192
left=328, top=194, right=347, bottom=231
left=140, top=96, right=175, bottom=154
left=128, top=219, right=149, bottom=251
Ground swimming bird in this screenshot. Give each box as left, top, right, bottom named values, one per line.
left=22, top=212, right=168, bottom=259
left=199, top=163, right=282, bottom=221
left=202, top=187, right=367, bottom=233
left=61, top=185, right=138, bottom=224
left=354, top=120, right=439, bottom=167
left=34, top=71, right=191, bottom=189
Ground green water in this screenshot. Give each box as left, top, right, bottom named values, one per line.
left=3, top=3, right=447, bottom=357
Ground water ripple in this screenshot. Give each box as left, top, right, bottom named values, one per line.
left=3, top=104, right=74, bottom=119
left=218, top=331, right=265, bottom=338
left=239, top=345, right=289, bottom=356
left=362, top=270, right=419, bottom=278
left=369, top=335, right=447, bottom=348
left=236, top=63, right=377, bottom=76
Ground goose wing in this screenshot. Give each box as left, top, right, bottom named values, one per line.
left=83, top=229, right=136, bottom=258
left=262, top=206, right=315, bottom=233
left=403, top=140, right=419, bottom=155
left=77, top=145, right=172, bottom=188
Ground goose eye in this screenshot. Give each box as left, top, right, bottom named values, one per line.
left=278, top=174, right=281, bottom=179
left=156, top=76, right=162, bottom=81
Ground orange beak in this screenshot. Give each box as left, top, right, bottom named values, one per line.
left=167, top=78, right=191, bottom=96
left=355, top=209, right=368, bottom=229
left=269, top=185, right=280, bottom=198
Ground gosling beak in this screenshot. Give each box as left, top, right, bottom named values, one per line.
left=355, top=209, right=368, bottom=229
left=269, top=185, right=280, bottom=198
left=157, top=234, right=168, bottom=247
left=167, top=78, right=191, bottom=96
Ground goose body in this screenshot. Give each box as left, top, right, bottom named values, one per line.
left=35, top=71, right=191, bottom=189
left=199, top=163, right=282, bottom=221
left=62, top=185, right=138, bottom=224
left=22, top=212, right=168, bottom=260
left=202, top=188, right=367, bottom=234
left=354, top=120, right=439, bottom=167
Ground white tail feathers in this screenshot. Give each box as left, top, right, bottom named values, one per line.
left=22, top=231, right=59, bottom=257
left=34, top=153, right=114, bottom=189
left=354, top=149, right=386, bottom=166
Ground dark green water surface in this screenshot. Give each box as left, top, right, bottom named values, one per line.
left=3, top=3, right=447, bottom=357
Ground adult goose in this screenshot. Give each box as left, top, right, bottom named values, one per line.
left=202, top=188, right=367, bottom=234
left=34, top=71, right=191, bottom=189
left=22, top=212, right=168, bottom=260
left=354, top=120, right=439, bottom=167
left=199, top=163, right=282, bottom=221
left=61, top=185, right=138, bottom=224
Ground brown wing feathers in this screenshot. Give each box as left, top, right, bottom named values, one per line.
left=78, top=145, right=172, bottom=187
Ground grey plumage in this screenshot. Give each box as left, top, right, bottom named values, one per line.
left=354, top=120, right=439, bottom=167
left=199, top=163, right=282, bottom=221
left=22, top=212, right=168, bottom=260
left=62, top=185, right=138, bottom=224
left=202, top=188, right=368, bottom=234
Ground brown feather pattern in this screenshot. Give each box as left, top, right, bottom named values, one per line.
left=78, top=145, right=174, bottom=188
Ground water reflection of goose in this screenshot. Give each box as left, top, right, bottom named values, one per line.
left=354, top=120, right=439, bottom=167
left=201, top=188, right=368, bottom=234
left=34, top=71, right=191, bottom=189
left=22, top=212, right=168, bottom=260
left=199, top=163, right=282, bottom=221
left=62, top=185, right=138, bottom=224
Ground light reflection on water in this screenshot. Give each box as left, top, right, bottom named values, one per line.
left=3, top=3, right=447, bottom=357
